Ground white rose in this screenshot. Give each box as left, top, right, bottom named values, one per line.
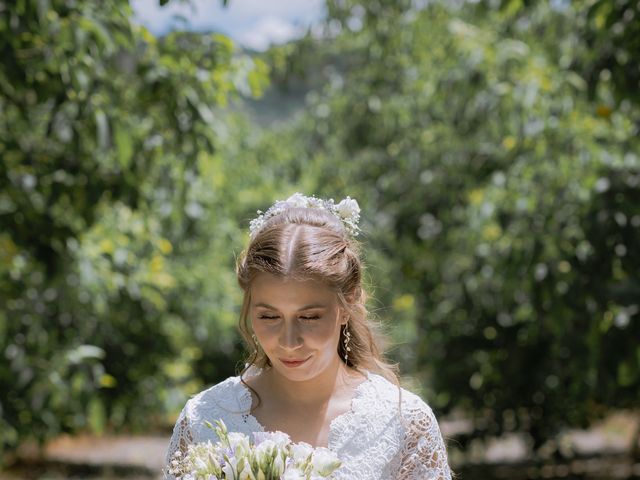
left=255, top=439, right=276, bottom=468
left=290, top=441, right=314, bottom=464
left=336, top=197, right=360, bottom=219
left=255, top=438, right=276, bottom=455
left=228, top=431, right=251, bottom=456
left=272, top=453, right=285, bottom=476
left=266, top=430, right=291, bottom=448
left=252, top=431, right=272, bottom=445
left=282, top=466, right=307, bottom=480
left=311, top=447, right=342, bottom=476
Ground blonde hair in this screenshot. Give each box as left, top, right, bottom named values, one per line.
left=235, top=204, right=399, bottom=388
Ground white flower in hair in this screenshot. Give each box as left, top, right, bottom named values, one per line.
left=286, top=192, right=309, bottom=208
left=249, top=192, right=361, bottom=239
left=336, top=196, right=360, bottom=220
left=307, top=196, right=325, bottom=209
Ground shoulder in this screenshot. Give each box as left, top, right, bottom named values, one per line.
left=182, top=375, right=248, bottom=421
left=190, top=375, right=242, bottom=403
left=366, top=372, right=439, bottom=425
left=166, top=375, right=252, bottom=463
left=366, top=372, right=432, bottom=408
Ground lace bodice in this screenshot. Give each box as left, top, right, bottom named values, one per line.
left=164, top=367, right=453, bottom=479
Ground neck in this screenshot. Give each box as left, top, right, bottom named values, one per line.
left=264, top=358, right=360, bottom=407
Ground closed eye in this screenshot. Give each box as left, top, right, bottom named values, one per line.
left=258, top=315, right=320, bottom=321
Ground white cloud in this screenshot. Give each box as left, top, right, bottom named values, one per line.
left=213, top=0, right=323, bottom=19
left=130, top=0, right=325, bottom=46
left=236, top=16, right=300, bottom=51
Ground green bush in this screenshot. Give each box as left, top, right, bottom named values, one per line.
left=0, top=0, right=268, bottom=459
left=263, top=0, right=640, bottom=453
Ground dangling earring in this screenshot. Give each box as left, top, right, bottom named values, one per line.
left=342, top=323, right=351, bottom=365
left=251, top=333, right=259, bottom=353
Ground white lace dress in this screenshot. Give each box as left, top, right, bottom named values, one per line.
left=164, top=367, right=453, bottom=479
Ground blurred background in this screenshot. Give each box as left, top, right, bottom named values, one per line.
left=1, top=0, right=639, bottom=478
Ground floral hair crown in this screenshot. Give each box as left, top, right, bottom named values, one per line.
left=249, top=192, right=361, bottom=240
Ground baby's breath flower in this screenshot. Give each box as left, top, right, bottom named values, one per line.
left=249, top=193, right=361, bottom=240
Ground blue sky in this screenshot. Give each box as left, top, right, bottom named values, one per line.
left=131, top=0, right=326, bottom=50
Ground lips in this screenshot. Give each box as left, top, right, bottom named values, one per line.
left=280, top=356, right=310, bottom=367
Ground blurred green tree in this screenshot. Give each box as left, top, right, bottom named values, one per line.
left=260, top=0, right=640, bottom=455
left=0, top=0, right=268, bottom=460
left=473, top=0, right=640, bottom=107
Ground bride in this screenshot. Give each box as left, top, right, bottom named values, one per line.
left=165, top=193, right=453, bottom=479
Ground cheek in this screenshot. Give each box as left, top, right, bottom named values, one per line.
left=252, top=320, right=275, bottom=340
left=306, top=322, right=340, bottom=345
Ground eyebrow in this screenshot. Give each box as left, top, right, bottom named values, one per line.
left=253, top=302, right=328, bottom=311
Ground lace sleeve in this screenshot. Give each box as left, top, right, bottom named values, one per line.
left=163, top=401, right=194, bottom=479
left=397, top=399, right=453, bottom=480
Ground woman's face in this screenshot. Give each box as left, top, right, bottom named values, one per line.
left=250, top=272, right=347, bottom=382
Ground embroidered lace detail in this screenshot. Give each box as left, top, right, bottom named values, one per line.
left=164, top=367, right=453, bottom=479
left=396, top=393, right=453, bottom=479
left=165, top=407, right=193, bottom=460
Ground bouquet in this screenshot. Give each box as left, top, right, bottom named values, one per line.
left=166, top=419, right=342, bottom=480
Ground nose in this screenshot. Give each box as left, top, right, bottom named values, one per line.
left=279, top=320, right=302, bottom=350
